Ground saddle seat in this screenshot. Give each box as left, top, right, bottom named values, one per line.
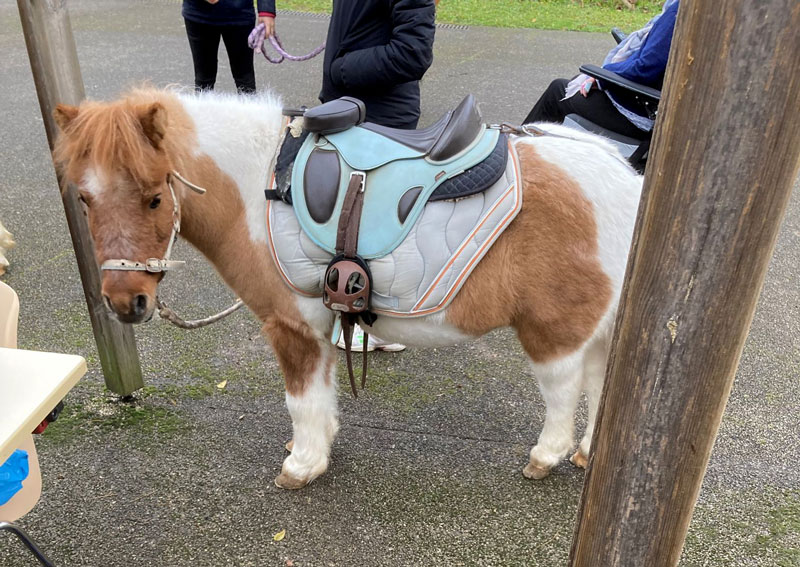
left=290, top=95, right=508, bottom=260
left=304, top=94, right=484, bottom=163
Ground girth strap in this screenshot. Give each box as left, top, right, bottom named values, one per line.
left=336, top=171, right=369, bottom=397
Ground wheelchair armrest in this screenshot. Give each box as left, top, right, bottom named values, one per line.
left=611, top=27, right=627, bottom=44
left=580, top=64, right=662, bottom=103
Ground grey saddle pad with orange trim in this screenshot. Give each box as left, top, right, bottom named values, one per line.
left=266, top=139, right=523, bottom=318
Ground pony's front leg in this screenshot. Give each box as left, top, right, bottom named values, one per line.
left=264, top=317, right=339, bottom=490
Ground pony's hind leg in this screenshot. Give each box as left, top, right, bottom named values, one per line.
left=265, top=317, right=339, bottom=490
left=524, top=351, right=584, bottom=480
left=570, top=335, right=609, bottom=469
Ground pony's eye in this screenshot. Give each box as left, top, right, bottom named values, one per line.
left=78, top=194, right=89, bottom=206
left=149, top=196, right=162, bottom=209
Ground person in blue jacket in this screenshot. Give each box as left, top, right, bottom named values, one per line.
left=182, top=0, right=277, bottom=94
left=320, top=0, right=436, bottom=129
left=523, top=0, right=679, bottom=137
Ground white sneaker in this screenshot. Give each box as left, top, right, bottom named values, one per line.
left=336, top=324, right=374, bottom=352
left=367, top=334, right=406, bottom=352
left=336, top=324, right=406, bottom=352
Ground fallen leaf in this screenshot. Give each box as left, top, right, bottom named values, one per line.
left=273, top=529, right=286, bottom=542
left=216, top=380, right=227, bottom=389
left=286, top=561, right=295, bottom=567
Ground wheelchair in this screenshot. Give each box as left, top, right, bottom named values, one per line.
left=562, top=28, right=661, bottom=173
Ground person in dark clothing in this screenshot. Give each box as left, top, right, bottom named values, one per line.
left=523, top=0, right=679, bottom=137
left=320, top=0, right=436, bottom=129
left=182, top=0, right=276, bottom=94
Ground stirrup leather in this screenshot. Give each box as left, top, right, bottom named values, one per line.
left=322, top=172, right=375, bottom=398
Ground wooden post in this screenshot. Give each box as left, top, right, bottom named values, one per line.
left=17, top=0, right=143, bottom=396
left=569, top=1, right=800, bottom=565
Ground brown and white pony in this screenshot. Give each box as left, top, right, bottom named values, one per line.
left=53, top=88, right=641, bottom=489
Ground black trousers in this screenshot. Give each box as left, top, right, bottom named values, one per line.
left=523, top=78, right=645, bottom=139
left=184, top=18, right=256, bottom=94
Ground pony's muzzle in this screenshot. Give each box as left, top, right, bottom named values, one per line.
left=102, top=290, right=154, bottom=324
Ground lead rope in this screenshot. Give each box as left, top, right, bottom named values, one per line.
left=156, top=297, right=244, bottom=329
left=154, top=173, right=245, bottom=330
left=248, top=23, right=325, bottom=64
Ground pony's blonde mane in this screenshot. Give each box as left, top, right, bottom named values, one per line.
left=54, top=88, right=180, bottom=189
left=54, top=87, right=285, bottom=192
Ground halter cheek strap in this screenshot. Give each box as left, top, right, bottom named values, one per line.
left=101, top=171, right=206, bottom=274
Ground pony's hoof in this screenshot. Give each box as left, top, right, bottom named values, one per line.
left=285, top=439, right=294, bottom=452
left=570, top=450, right=588, bottom=469
left=274, top=472, right=310, bottom=490
left=523, top=462, right=551, bottom=480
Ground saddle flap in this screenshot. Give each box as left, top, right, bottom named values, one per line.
left=291, top=127, right=501, bottom=259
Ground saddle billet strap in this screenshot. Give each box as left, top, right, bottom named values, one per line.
left=335, top=172, right=366, bottom=258
left=361, top=331, right=368, bottom=390
left=341, top=316, right=358, bottom=398
left=340, top=315, right=369, bottom=398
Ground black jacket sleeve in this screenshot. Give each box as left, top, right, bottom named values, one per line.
left=257, top=0, right=276, bottom=14
left=330, top=0, right=435, bottom=90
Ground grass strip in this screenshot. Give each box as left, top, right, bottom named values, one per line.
left=277, top=0, right=663, bottom=33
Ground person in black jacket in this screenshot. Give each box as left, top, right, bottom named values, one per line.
left=320, top=0, right=436, bottom=129
left=182, top=0, right=277, bottom=94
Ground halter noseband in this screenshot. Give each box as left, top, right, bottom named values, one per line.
left=101, top=171, right=206, bottom=274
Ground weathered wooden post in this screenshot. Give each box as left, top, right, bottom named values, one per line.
left=17, top=0, right=144, bottom=396
left=569, top=1, right=800, bottom=565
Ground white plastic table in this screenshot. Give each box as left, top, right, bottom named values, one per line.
left=0, top=347, right=86, bottom=465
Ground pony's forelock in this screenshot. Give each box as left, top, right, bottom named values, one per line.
left=54, top=90, right=177, bottom=191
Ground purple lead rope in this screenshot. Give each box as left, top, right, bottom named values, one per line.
left=248, top=22, right=326, bottom=64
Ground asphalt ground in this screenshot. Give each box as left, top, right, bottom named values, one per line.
left=0, top=1, right=798, bottom=566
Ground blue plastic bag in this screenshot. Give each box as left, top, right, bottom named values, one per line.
left=0, top=449, right=29, bottom=506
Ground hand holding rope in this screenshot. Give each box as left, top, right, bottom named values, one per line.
left=248, top=22, right=325, bottom=64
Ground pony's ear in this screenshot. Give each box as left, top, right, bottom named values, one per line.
left=137, top=102, right=168, bottom=150
left=53, top=104, right=79, bottom=131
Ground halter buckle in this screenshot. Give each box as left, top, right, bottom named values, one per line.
left=145, top=258, right=167, bottom=272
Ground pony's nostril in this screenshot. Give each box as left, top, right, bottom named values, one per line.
left=102, top=294, right=113, bottom=311
left=132, top=294, right=148, bottom=317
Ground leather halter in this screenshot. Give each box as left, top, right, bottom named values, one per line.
left=101, top=171, right=206, bottom=274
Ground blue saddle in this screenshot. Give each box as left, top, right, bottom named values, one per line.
left=287, top=95, right=506, bottom=259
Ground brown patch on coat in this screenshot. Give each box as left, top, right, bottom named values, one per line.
left=446, top=142, right=612, bottom=363
left=169, top=151, right=321, bottom=398
left=263, top=317, right=322, bottom=397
